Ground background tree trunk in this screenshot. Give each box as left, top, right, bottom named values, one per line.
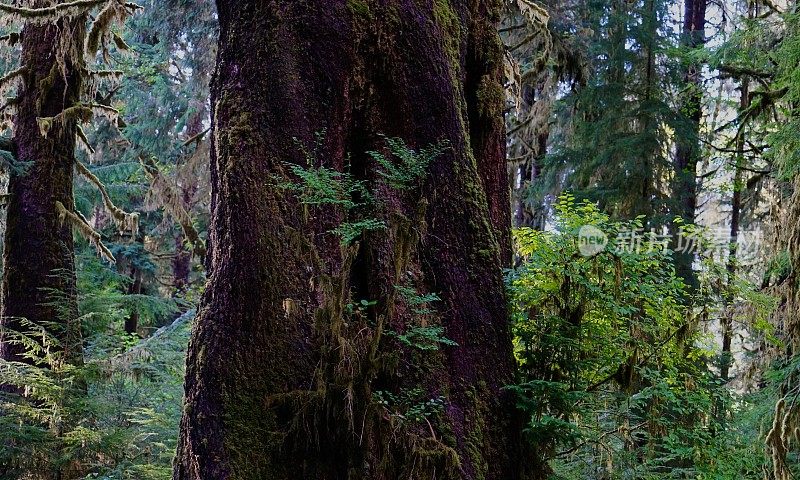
left=0, top=18, right=84, bottom=364
left=671, top=0, right=707, bottom=291
left=175, top=1, right=535, bottom=479
left=512, top=84, right=549, bottom=230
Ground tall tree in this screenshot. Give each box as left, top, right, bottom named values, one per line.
left=670, top=0, right=707, bottom=291
left=115, top=0, right=216, bottom=294
left=545, top=0, right=679, bottom=227
left=0, top=8, right=86, bottom=364
left=502, top=0, right=588, bottom=231
left=0, top=1, right=139, bottom=362
left=175, top=1, right=536, bottom=479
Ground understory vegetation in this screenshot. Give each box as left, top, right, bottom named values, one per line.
left=509, top=197, right=780, bottom=478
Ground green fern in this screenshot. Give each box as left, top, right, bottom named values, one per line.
left=369, top=137, right=448, bottom=190
left=385, top=325, right=458, bottom=351
left=277, top=163, right=372, bottom=209
left=332, top=218, right=386, bottom=244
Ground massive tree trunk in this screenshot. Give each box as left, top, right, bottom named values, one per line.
left=671, top=0, right=706, bottom=291
left=0, top=18, right=84, bottom=364
left=175, top=1, right=535, bottom=479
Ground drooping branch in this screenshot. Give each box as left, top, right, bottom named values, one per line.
left=181, top=127, right=210, bottom=147
left=717, top=64, right=773, bottom=80
left=36, top=104, right=93, bottom=138
left=76, top=125, right=94, bottom=155
left=55, top=200, right=115, bottom=263
left=0, top=0, right=106, bottom=19
left=0, top=66, right=26, bottom=102
left=140, top=156, right=206, bottom=259
left=37, top=103, right=121, bottom=138
left=108, top=308, right=194, bottom=373
left=0, top=66, right=26, bottom=90
left=714, top=86, right=789, bottom=142
left=75, top=159, right=139, bottom=236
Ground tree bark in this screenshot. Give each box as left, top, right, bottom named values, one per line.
left=0, top=17, right=84, bottom=364
left=671, top=0, right=707, bottom=291
left=124, top=266, right=143, bottom=335
left=720, top=78, right=749, bottom=384
left=175, top=1, right=535, bottom=479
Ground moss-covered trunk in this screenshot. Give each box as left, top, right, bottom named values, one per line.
left=174, top=1, right=537, bottom=479
left=0, top=18, right=84, bottom=364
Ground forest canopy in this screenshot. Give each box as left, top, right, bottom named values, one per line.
left=0, top=0, right=799, bottom=479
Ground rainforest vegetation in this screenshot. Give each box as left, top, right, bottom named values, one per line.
left=0, top=0, right=799, bottom=479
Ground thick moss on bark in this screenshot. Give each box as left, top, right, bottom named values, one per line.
left=175, top=1, right=538, bottom=479
left=0, top=17, right=85, bottom=364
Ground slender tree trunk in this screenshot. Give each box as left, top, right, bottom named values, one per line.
left=720, top=174, right=739, bottom=383
left=124, top=267, right=143, bottom=335
left=175, top=1, right=535, bottom=479
left=720, top=79, right=749, bottom=384
left=671, top=0, right=707, bottom=291
left=172, top=231, right=192, bottom=292
left=172, top=182, right=197, bottom=294
left=639, top=0, right=657, bottom=225
left=0, top=18, right=85, bottom=364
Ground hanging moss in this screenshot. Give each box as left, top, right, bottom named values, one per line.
left=55, top=200, right=115, bottom=263
left=75, top=159, right=139, bottom=236
left=346, top=0, right=372, bottom=19
left=36, top=104, right=93, bottom=138
left=0, top=66, right=26, bottom=100
left=140, top=155, right=206, bottom=258
left=85, top=0, right=134, bottom=60
left=0, top=0, right=106, bottom=20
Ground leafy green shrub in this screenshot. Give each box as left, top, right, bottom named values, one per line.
left=508, top=195, right=739, bottom=477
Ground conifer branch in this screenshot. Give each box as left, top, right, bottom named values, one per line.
left=0, top=67, right=26, bottom=102
left=139, top=156, right=206, bottom=259
left=181, top=127, right=210, bottom=147
left=0, top=0, right=106, bottom=18
left=0, top=66, right=26, bottom=89
left=55, top=200, right=115, bottom=263
left=75, top=159, right=139, bottom=236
